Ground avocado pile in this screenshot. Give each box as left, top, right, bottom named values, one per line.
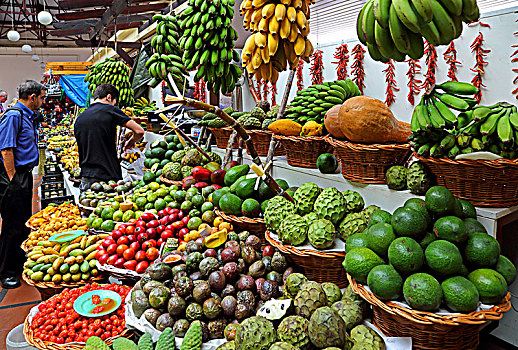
left=79, top=180, right=139, bottom=208
left=262, top=183, right=372, bottom=251
left=343, top=185, right=517, bottom=313
left=216, top=278, right=385, bottom=350
left=129, top=231, right=294, bottom=339
left=211, top=164, right=293, bottom=219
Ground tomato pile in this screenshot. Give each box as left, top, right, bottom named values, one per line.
left=30, top=283, right=130, bottom=344
left=96, top=208, right=190, bottom=273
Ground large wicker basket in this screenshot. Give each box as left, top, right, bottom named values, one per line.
left=23, top=293, right=133, bottom=350
left=417, top=154, right=518, bottom=207
left=159, top=174, right=182, bottom=187
left=215, top=209, right=266, bottom=245
left=22, top=273, right=107, bottom=301
left=326, top=136, right=412, bottom=184
left=265, top=230, right=347, bottom=287
left=208, top=127, right=237, bottom=149
left=245, top=130, right=285, bottom=156
left=273, top=135, right=333, bottom=168
left=347, top=274, right=512, bottom=349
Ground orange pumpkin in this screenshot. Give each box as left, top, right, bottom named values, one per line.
left=338, top=96, right=411, bottom=143
left=324, top=105, right=345, bottom=139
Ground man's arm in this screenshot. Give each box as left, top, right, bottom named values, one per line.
left=1, top=149, right=15, bottom=180
left=122, top=120, right=145, bottom=151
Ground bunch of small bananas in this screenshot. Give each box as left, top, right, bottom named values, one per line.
left=178, top=0, right=242, bottom=94
left=133, top=97, right=157, bottom=116
left=84, top=58, right=134, bottom=107
left=357, top=0, right=480, bottom=62
left=146, top=53, right=189, bottom=89
left=410, top=81, right=518, bottom=159
left=240, top=0, right=315, bottom=83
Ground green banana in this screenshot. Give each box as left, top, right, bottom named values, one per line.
left=457, top=134, right=472, bottom=147
left=461, top=0, right=478, bottom=17
left=417, top=143, right=433, bottom=157
left=430, top=0, right=456, bottom=44
left=374, top=20, right=396, bottom=58
left=436, top=81, right=479, bottom=95
left=427, top=100, right=446, bottom=129
left=417, top=101, right=432, bottom=130
left=480, top=108, right=506, bottom=136
left=410, top=0, right=433, bottom=23
left=471, top=138, right=484, bottom=151
left=497, top=110, right=513, bottom=144
left=509, top=112, right=518, bottom=130
left=388, top=3, right=413, bottom=55
left=431, top=98, right=456, bottom=125
left=361, top=1, right=376, bottom=45
left=471, top=106, right=492, bottom=121
left=373, top=0, right=391, bottom=29
left=439, top=134, right=456, bottom=150
left=434, top=92, right=469, bottom=111
left=448, top=144, right=460, bottom=158
left=392, top=0, right=421, bottom=33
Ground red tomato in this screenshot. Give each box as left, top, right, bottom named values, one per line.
left=127, top=235, right=137, bottom=244
left=134, top=226, right=145, bottom=235
left=156, top=238, right=164, bottom=248
left=125, top=225, right=135, bottom=235
left=128, top=219, right=137, bottom=225
left=122, top=248, right=135, bottom=260
left=177, top=210, right=184, bottom=219
left=156, top=225, right=165, bottom=234
left=157, top=209, right=166, bottom=217
left=168, top=213, right=178, bottom=223
left=145, top=247, right=159, bottom=261
left=141, top=239, right=156, bottom=250
left=116, top=244, right=128, bottom=257
left=179, top=228, right=189, bottom=239
left=159, top=217, right=169, bottom=226
left=116, top=236, right=129, bottom=246
left=161, top=229, right=174, bottom=240
left=106, top=243, right=117, bottom=255
left=102, top=238, right=115, bottom=249
left=146, top=220, right=159, bottom=228
left=114, top=257, right=125, bottom=268
left=135, top=250, right=146, bottom=262
left=135, top=261, right=149, bottom=273
left=137, top=232, right=149, bottom=243
left=111, top=229, right=123, bottom=241
left=172, top=221, right=184, bottom=230
left=145, top=227, right=157, bottom=239
left=140, top=212, right=155, bottom=222
left=123, top=260, right=137, bottom=270
left=181, top=216, right=190, bottom=225
left=165, top=207, right=174, bottom=215
left=129, top=242, right=140, bottom=251
left=95, top=249, right=106, bottom=260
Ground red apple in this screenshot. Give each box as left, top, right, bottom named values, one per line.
left=181, top=216, right=190, bottom=226
left=135, top=261, right=149, bottom=273
left=130, top=241, right=140, bottom=251
left=114, top=257, right=125, bottom=268
left=127, top=235, right=137, bottom=244
left=211, top=184, right=222, bottom=190
left=123, top=248, right=136, bottom=260
left=102, top=238, right=115, bottom=249
left=146, top=247, right=159, bottom=261
left=135, top=250, right=146, bottom=262
left=106, top=243, right=118, bottom=255
left=117, top=236, right=129, bottom=246
left=106, top=254, right=118, bottom=265
left=159, top=217, right=169, bottom=226
left=179, top=227, right=189, bottom=239
left=116, top=244, right=128, bottom=257
left=193, top=182, right=209, bottom=190
left=95, top=249, right=106, bottom=260
left=210, top=169, right=226, bottom=186
left=98, top=253, right=109, bottom=265
left=123, top=260, right=137, bottom=271
left=111, top=230, right=123, bottom=241
left=142, top=239, right=157, bottom=250
left=137, top=232, right=149, bottom=243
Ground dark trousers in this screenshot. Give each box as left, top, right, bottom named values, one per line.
left=0, top=163, right=33, bottom=277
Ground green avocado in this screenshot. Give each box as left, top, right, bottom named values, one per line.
left=464, top=233, right=500, bottom=268
left=495, top=255, right=517, bottom=285
left=459, top=199, right=477, bottom=218
left=391, top=207, right=427, bottom=239
left=468, top=268, right=508, bottom=304
left=367, top=264, right=403, bottom=301
left=367, top=210, right=392, bottom=228
left=463, top=217, right=487, bottom=237
left=235, top=178, right=257, bottom=199
left=404, top=198, right=431, bottom=228
left=403, top=273, right=443, bottom=311
left=441, top=276, right=479, bottom=312
left=425, top=240, right=462, bottom=276
left=434, top=216, right=468, bottom=244
left=366, top=223, right=396, bottom=257
left=342, top=247, right=384, bottom=284
left=316, top=153, right=339, bottom=174
left=212, top=189, right=229, bottom=209
left=151, top=147, right=166, bottom=159
left=425, top=186, right=456, bottom=216
left=219, top=193, right=243, bottom=216
left=388, top=237, right=424, bottom=275
left=224, top=164, right=250, bottom=186
left=345, top=232, right=369, bottom=253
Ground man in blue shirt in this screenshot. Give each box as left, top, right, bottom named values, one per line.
left=0, top=80, right=46, bottom=289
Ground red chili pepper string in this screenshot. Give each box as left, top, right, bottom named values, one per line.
left=513, top=19, right=518, bottom=100
left=249, top=76, right=260, bottom=101
left=333, top=44, right=349, bottom=80
left=256, top=78, right=262, bottom=99
left=199, top=79, right=206, bottom=103
left=271, top=83, right=277, bottom=106
left=383, top=59, right=399, bottom=107
left=262, top=79, right=269, bottom=101
left=296, top=60, right=304, bottom=91
left=351, top=44, right=366, bottom=94
left=310, top=49, right=324, bottom=85
left=443, top=42, right=460, bottom=82
left=470, top=32, right=490, bottom=103
left=421, top=41, right=438, bottom=92
left=406, top=59, right=422, bottom=105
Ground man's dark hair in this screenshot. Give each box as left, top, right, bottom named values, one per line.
left=94, top=84, right=119, bottom=102
left=18, top=80, right=46, bottom=99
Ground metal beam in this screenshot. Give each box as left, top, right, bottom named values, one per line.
left=55, top=14, right=151, bottom=30
left=51, top=21, right=143, bottom=36
left=55, top=3, right=168, bottom=21
left=58, top=0, right=159, bottom=10
left=76, top=39, right=142, bottom=49
left=89, top=0, right=139, bottom=40
left=116, top=46, right=135, bottom=66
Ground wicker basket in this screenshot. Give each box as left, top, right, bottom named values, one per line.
left=326, top=136, right=412, bottom=184
left=97, top=262, right=144, bottom=284
left=22, top=273, right=107, bottom=301
left=417, top=154, right=518, bottom=207
left=245, top=130, right=285, bottom=156
left=159, top=175, right=183, bottom=187
left=208, top=127, right=237, bottom=149
left=347, top=274, right=512, bottom=349
left=23, top=294, right=132, bottom=350
left=265, top=230, right=347, bottom=287
left=215, top=209, right=267, bottom=245
left=273, top=135, right=334, bottom=168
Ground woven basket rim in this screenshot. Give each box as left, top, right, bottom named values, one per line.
left=215, top=208, right=265, bottom=224
left=22, top=272, right=105, bottom=289
left=158, top=175, right=183, bottom=186
left=246, top=129, right=273, bottom=135
left=265, top=230, right=345, bottom=259
left=325, top=135, right=411, bottom=150
left=347, top=274, right=511, bottom=326
left=416, top=153, right=518, bottom=167
left=273, top=134, right=327, bottom=142
left=23, top=293, right=132, bottom=350
left=97, top=262, right=144, bottom=279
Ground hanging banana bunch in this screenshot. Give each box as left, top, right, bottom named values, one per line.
left=177, top=0, right=242, bottom=94
left=147, top=14, right=189, bottom=89
left=240, top=0, right=315, bottom=83
left=84, top=58, right=134, bottom=107
left=357, top=0, right=480, bottom=62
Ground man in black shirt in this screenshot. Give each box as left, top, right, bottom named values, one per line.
left=74, top=84, right=144, bottom=191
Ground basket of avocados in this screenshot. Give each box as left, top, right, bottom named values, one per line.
left=273, top=135, right=333, bottom=168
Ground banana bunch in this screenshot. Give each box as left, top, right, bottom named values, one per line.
left=357, top=0, right=480, bottom=62
left=133, top=97, right=157, bottom=116
left=178, top=0, right=242, bottom=94
left=284, top=79, right=361, bottom=124
left=240, top=0, right=315, bottom=83
left=84, top=58, right=134, bottom=107
left=410, top=81, right=518, bottom=159
left=151, top=14, right=182, bottom=56
left=146, top=52, right=189, bottom=89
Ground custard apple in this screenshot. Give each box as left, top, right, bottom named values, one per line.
left=278, top=214, right=308, bottom=246
left=277, top=316, right=310, bottom=349
left=308, top=306, right=346, bottom=348
left=349, top=325, right=385, bottom=350
left=362, top=205, right=381, bottom=221
left=208, top=118, right=228, bottom=128
left=264, top=196, right=296, bottom=231
left=294, top=281, right=328, bottom=319
left=321, top=282, right=342, bottom=305
left=217, top=341, right=236, bottom=350
left=242, top=117, right=262, bottom=130
left=293, top=183, right=321, bottom=215
left=385, top=166, right=408, bottom=190
left=182, top=165, right=194, bottom=178
left=313, top=187, right=347, bottom=225
left=172, top=150, right=187, bottom=163
left=262, top=118, right=275, bottom=130
left=303, top=212, right=319, bottom=225
left=308, top=219, right=336, bottom=250
left=182, top=149, right=202, bottom=166
left=235, top=316, right=277, bottom=350
left=342, top=286, right=369, bottom=318
left=407, top=162, right=432, bottom=195
left=332, top=300, right=363, bottom=331
left=163, top=162, right=182, bottom=181
left=269, top=342, right=298, bottom=350
left=251, top=106, right=267, bottom=120
left=342, top=190, right=365, bottom=213
left=338, top=212, right=368, bottom=241
left=284, top=273, right=309, bottom=299
left=203, top=152, right=222, bottom=164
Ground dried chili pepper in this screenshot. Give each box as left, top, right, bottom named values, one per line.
left=333, top=44, right=349, bottom=80
left=383, top=59, right=399, bottom=107
left=200, top=79, right=206, bottom=103
left=513, top=19, right=518, bottom=100
left=422, top=41, right=438, bottom=92
left=271, top=83, right=277, bottom=106
left=351, top=44, right=366, bottom=94
left=406, top=59, right=421, bottom=105
left=470, top=32, right=490, bottom=103
left=444, top=42, right=460, bottom=82
left=296, top=60, right=304, bottom=91
left=310, top=49, right=324, bottom=85
left=262, top=79, right=269, bottom=101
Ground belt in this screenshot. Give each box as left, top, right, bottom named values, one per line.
left=15, top=165, right=33, bottom=173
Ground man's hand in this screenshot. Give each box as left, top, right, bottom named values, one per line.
left=122, top=120, right=145, bottom=152
left=123, top=139, right=135, bottom=151
left=1, top=149, right=15, bottom=180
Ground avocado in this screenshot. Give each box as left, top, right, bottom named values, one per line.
left=367, top=210, right=392, bottom=228
left=367, top=264, right=403, bottom=301
left=425, top=240, right=462, bottom=276
left=316, top=153, right=339, bottom=174
left=235, top=178, right=257, bottom=199
left=345, top=232, right=369, bottom=253
left=276, top=179, right=290, bottom=191
left=151, top=147, right=166, bottom=159
left=229, top=175, right=247, bottom=193
left=166, top=134, right=175, bottom=143
left=148, top=262, right=173, bottom=281
left=167, top=142, right=177, bottom=151
left=425, top=186, right=456, bottom=216
left=433, top=216, right=468, bottom=244
left=391, top=207, right=427, bottom=239
left=463, top=217, right=487, bottom=237
left=258, top=180, right=275, bottom=201
left=224, top=164, right=250, bottom=186
left=418, top=232, right=436, bottom=249
left=342, top=247, right=384, bottom=284
left=388, top=237, right=424, bottom=275
left=403, top=273, right=443, bottom=311
left=468, top=268, right=508, bottom=304
left=219, top=193, right=243, bottom=216
left=404, top=198, right=431, bottom=228
left=495, top=255, right=517, bottom=285
left=366, top=223, right=396, bottom=257
left=464, top=233, right=500, bottom=268
left=212, top=189, right=229, bottom=209
left=459, top=199, right=477, bottom=218
left=441, top=276, right=479, bottom=312
left=165, top=150, right=174, bottom=159
left=143, top=171, right=156, bottom=184
left=242, top=198, right=261, bottom=217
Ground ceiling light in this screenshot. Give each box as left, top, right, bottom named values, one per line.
left=32, top=54, right=40, bottom=61
left=37, top=11, right=52, bottom=25
left=7, top=30, right=20, bottom=41
left=22, top=44, right=32, bottom=53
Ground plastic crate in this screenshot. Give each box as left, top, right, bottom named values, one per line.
left=41, top=195, right=75, bottom=209
left=41, top=181, right=64, bottom=191
left=42, top=173, right=63, bottom=183
left=41, top=186, right=67, bottom=200
left=44, top=162, right=60, bottom=175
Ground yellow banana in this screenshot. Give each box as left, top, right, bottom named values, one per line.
left=299, top=25, right=310, bottom=37
left=255, top=66, right=263, bottom=81
left=251, top=8, right=263, bottom=25
left=268, top=33, right=279, bottom=56
left=301, top=0, right=308, bottom=15
left=275, top=4, right=287, bottom=21
left=269, top=16, right=280, bottom=34
left=287, top=6, right=297, bottom=22
left=284, top=41, right=297, bottom=64
left=240, top=0, right=252, bottom=12
left=288, top=22, right=299, bottom=42
left=271, top=68, right=280, bottom=84
left=259, top=17, right=269, bottom=32
left=252, top=0, right=269, bottom=8
left=294, top=33, right=306, bottom=56
left=296, top=9, right=307, bottom=31
left=243, top=33, right=257, bottom=57
left=244, top=10, right=253, bottom=29
left=280, top=16, right=291, bottom=38
left=246, top=62, right=256, bottom=74
left=261, top=63, right=272, bottom=81
left=291, top=0, right=302, bottom=9
left=262, top=3, right=276, bottom=18
left=255, top=31, right=267, bottom=48
left=252, top=48, right=263, bottom=69
left=303, top=38, right=314, bottom=60
left=280, top=0, right=291, bottom=5
left=261, top=45, right=271, bottom=63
